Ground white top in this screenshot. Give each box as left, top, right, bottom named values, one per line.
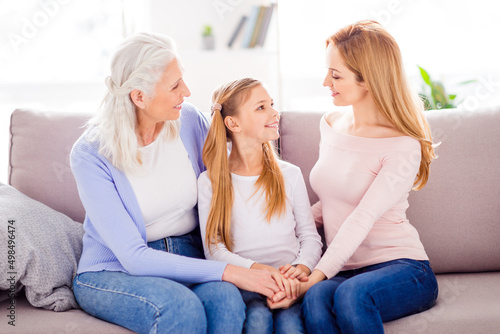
left=125, top=131, right=198, bottom=242
left=198, top=160, right=323, bottom=271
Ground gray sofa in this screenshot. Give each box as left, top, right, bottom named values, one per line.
left=1, top=106, right=499, bottom=333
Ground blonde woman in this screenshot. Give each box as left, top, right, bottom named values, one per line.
left=198, top=78, right=322, bottom=333
left=276, top=21, right=439, bottom=332
left=70, top=33, right=282, bottom=334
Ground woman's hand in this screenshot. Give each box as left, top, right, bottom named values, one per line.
left=269, top=276, right=302, bottom=303
left=251, top=262, right=300, bottom=299
left=299, top=269, right=327, bottom=296
left=268, top=269, right=328, bottom=309
left=279, top=263, right=310, bottom=282
left=250, top=263, right=301, bottom=301
left=222, top=264, right=281, bottom=299
left=267, top=295, right=298, bottom=310
left=267, top=278, right=304, bottom=309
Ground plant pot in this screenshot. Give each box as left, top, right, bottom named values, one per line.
left=202, top=35, right=215, bottom=50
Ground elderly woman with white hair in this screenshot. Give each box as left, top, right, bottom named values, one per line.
left=70, top=32, right=281, bottom=334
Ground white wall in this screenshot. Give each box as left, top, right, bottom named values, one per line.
left=147, top=0, right=280, bottom=112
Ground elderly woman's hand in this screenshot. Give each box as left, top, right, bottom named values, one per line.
left=222, top=264, right=281, bottom=299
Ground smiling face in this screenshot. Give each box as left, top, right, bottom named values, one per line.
left=323, top=44, right=369, bottom=107
left=135, top=58, right=191, bottom=125
left=229, top=84, right=280, bottom=144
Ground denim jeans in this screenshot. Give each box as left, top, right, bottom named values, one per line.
left=73, top=228, right=245, bottom=334
left=147, top=226, right=205, bottom=260
left=240, top=290, right=305, bottom=334
left=302, top=258, right=438, bottom=334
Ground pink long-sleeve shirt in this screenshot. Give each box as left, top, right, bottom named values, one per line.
left=310, top=116, right=429, bottom=279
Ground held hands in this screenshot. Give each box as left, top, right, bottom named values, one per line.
left=223, top=264, right=326, bottom=306
left=266, top=263, right=312, bottom=309
left=251, top=263, right=304, bottom=306
left=222, top=264, right=281, bottom=299
left=267, top=267, right=327, bottom=310
left=279, top=263, right=310, bottom=282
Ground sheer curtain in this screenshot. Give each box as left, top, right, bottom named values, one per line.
left=277, top=0, right=500, bottom=111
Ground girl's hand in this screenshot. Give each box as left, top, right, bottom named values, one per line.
left=249, top=263, right=304, bottom=300
left=222, top=264, right=281, bottom=299
left=271, top=276, right=301, bottom=302
left=279, top=264, right=310, bottom=282
left=269, top=271, right=285, bottom=294
left=267, top=295, right=298, bottom=310
left=286, top=276, right=302, bottom=300
left=267, top=279, right=303, bottom=310
left=269, top=269, right=328, bottom=308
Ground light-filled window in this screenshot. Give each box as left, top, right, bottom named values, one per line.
left=277, top=0, right=500, bottom=111
left=0, top=0, right=143, bottom=183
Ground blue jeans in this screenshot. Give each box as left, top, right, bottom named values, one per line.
left=146, top=226, right=205, bottom=260
left=73, top=228, right=245, bottom=334
left=240, top=290, right=305, bottom=334
left=302, top=258, right=438, bottom=334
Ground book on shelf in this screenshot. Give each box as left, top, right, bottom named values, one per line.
left=256, top=3, right=275, bottom=47
left=249, top=6, right=267, bottom=48
left=227, top=15, right=247, bottom=48
left=241, top=6, right=260, bottom=48
left=231, top=3, right=276, bottom=49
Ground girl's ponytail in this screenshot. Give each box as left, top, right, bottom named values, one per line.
left=256, top=142, right=286, bottom=222
left=203, top=106, right=234, bottom=251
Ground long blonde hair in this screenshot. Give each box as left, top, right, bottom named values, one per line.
left=88, top=32, right=180, bottom=172
left=328, top=20, right=437, bottom=190
left=203, top=78, right=286, bottom=251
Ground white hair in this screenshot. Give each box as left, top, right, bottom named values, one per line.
left=88, top=32, right=181, bottom=171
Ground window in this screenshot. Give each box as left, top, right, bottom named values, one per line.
left=0, top=0, right=143, bottom=183
left=278, top=0, right=500, bottom=111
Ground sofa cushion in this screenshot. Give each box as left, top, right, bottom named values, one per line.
left=384, top=272, right=500, bottom=333
left=279, top=107, right=500, bottom=274
left=0, top=183, right=84, bottom=311
left=406, top=108, right=500, bottom=274
left=9, top=109, right=91, bottom=223
left=0, top=294, right=134, bottom=333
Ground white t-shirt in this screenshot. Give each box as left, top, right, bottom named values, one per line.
left=198, top=160, right=323, bottom=271
left=126, top=132, right=198, bottom=242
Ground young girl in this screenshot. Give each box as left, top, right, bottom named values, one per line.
left=197, top=78, right=323, bottom=334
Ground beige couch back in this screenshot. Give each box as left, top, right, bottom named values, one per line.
left=280, top=108, right=500, bottom=274
left=9, top=109, right=89, bottom=224
left=9, top=107, right=500, bottom=274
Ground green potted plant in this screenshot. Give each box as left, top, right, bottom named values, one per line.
left=418, top=66, right=476, bottom=110
left=418, top=66, right=456, bottom=110
left=201, top=24, right=215, bottom=50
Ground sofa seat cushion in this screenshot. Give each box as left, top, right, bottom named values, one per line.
left=2, top=272, right=498, bottom=334
left=0, top=294, right=134, bottom=334
left=385, top=272, right=500, bottom=333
